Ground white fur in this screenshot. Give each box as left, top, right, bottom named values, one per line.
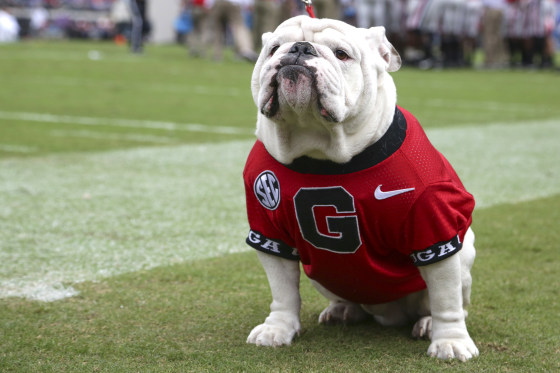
left=251, top=16, right=400, bottom=164
left=246, top=251, right=301, bottom=346
left=247, top=16, right=478, bottom=361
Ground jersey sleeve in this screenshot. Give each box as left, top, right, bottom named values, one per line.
left=245, top=229, right=299, bottom=260
left=243, top=169, right=300, bottom=261
left=400, top=181, right=475, bottom=266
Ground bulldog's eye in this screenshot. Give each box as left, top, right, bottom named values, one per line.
left=334, top=49, right=350, bottom=61
left=269, top=45, right=280, bottom=56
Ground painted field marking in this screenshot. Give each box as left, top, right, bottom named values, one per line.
left=0, top=144, right=39, bottom=153
left=0, top=110, right=254, bottom=135
left=0, top=49, right=97, bottom=61
left=49, top=129, right=179, bottom=144
left=405, top=97, right=555, bottom=115
left=3, top=75, right=244, bottom=97
left=426, top=98, right=554, bottom=114
left=425, top=118, right=560, bottom=208
left=0, top=119, right=558, bottom=302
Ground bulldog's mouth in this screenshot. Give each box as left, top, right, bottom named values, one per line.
left=261, top=64, right=338, bottom=122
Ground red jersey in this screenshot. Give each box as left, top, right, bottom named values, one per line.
left=244, top=107, right=474, bottom=305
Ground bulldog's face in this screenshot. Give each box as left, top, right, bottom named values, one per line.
left=251, top=16, right=401, bottom=164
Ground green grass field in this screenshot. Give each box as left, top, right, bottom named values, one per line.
left=0, top=40, right=559, bottom=372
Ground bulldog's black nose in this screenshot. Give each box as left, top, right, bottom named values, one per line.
left=289, top=42, right=318, bottom=57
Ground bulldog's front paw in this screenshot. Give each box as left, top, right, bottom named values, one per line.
left=247, top=311, right=301, bottom=347
left=318, top=302, right=369, bottom=325
left=427, top=337, right=479, bottom=362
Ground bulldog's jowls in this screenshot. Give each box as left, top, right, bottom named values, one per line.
left=244, top=16, right=479, bottom=361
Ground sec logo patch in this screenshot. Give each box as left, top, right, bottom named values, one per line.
left=254, top=171, right=280, bottom=210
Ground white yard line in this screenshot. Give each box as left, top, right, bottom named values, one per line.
left=49, top=129, right=179, bottom=144
left=400, top=97, right=555, bottom=115
left=0, top=119, right=559, bottom=302
left=425, top=98, right=552, bottom=114
left=0, top=144, right=39, bottom=153
left=424, top=118, right=560, bottom=208
left=4, top=75, right=244, bottom=97
left=0, top=110, right=254, bottom=135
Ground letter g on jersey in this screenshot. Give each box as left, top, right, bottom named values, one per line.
left=254, top=171, right=281, bottom=210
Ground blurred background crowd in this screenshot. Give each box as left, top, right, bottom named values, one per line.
left=1, top=0, right=559, bottom=69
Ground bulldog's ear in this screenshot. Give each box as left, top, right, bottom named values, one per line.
left=261, top=32, right=273, bottom=48
left=365, top=26, right=401, bottom=72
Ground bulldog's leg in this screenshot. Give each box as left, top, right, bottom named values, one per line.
left=311, top=280, right=369, bottom=325
left=247, top=251, right=302, bottom=346
left=417, top=228, right=478, bottom=361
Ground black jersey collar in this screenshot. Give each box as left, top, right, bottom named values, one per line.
left=284, top=107, right=407, bottom=175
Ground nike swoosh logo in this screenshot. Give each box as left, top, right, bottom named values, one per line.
left=374, top=185, right=415, bottom=200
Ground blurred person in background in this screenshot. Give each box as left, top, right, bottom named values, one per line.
left=0, top=7, right=19, bottom=42
left=482, top=0, right=509, bottom=68
left=532, top=0, right=556, bottom=68
left=505, top=0, right=533, bottom=67
left=313, top=0, right=342, bottom=18
left=279, top=0, right=299, bottom=21
left=554, top=0, right=559, bottom=64
left=408, top=0, right=445, bottom=68
left=355, top=0, right=392, bottom=28
left=506, top=0, right=556, bottom=68
left=462, top=0, right=484, bottom=67
left=340, top=0, right=358, bottom=25
left=130, top=0, right=149, bottom=54
left=30, top=1, right=49, bottom=38
left=439, top=0, right=465, bottom=68
left=175, top=0, right=192, bottom=44
left=355, top=0, right=405, bottom=52
left=404, top=0, right=432, bottom=65
left=111, top=0, right=132, bottom=45
left=185, top=0, right=212, bottom=57
left=208, top=0, right=258, bottom=61
left=252, top=0, right=282, bottom=50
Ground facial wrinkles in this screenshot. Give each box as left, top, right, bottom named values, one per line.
left=310, top=30, right=364, bottom=114
left=344, top=66, right=363, bottom=110
left=282, top=25, right=305, bottom=44
left=261, top=24, right=369, bottom=124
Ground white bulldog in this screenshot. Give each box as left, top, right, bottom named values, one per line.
left=244, top=16, right=479, bottom=361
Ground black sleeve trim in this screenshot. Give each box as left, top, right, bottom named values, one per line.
left=246, top=229, right=300, bottom=261
left=410, top=234, right=462, bottom=266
